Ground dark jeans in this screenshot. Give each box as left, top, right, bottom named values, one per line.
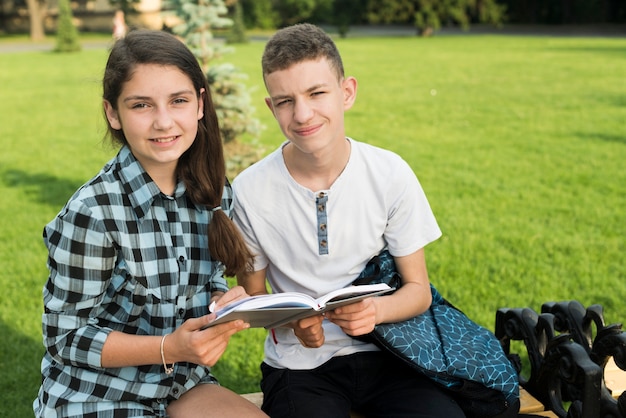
left=260, top=351, right=466, bottom=418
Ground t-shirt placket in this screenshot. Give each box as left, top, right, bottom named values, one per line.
left=316, top=191, right=329, bottom=255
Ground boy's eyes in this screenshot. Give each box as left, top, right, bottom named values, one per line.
left=275, top=99, right=291, bottom=107
left=275, top=91, right=326, bottom=107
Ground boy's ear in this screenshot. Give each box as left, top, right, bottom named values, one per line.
left=103, top=100, right=122, bottom=130
left=265, top=97, right=276, bottom=115
left=342, top=76, right=358, bottom=110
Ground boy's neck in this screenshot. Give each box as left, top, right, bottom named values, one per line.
left=283, top=138, right=351, bottom=192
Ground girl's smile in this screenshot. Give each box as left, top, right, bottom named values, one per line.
left=103, top=63, right=204, bottom=194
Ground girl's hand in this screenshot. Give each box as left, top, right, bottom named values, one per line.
left=208, top=285, right=249, bottom=313
left=165, top=315, right=250, bottom=367
left=164, top=286, right=253, bottom=367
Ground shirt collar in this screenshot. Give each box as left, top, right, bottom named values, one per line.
left=114, top=146, right=202, bottom=220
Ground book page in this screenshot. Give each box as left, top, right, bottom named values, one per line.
left=316, top=283, right=393, bottom=306
left=268, top=284, right=395, bottom=328
left=203, top=283, right=394, bottom=329
left=213, top=292, right=319, bottom=317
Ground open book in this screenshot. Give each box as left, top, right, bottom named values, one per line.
left=203, top=283, right=394, bottom=329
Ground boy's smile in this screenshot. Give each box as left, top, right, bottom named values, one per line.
left=264, top=58, right=357, bottom=159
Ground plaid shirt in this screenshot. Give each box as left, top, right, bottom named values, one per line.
left=34, top=146, right=231, bottom=417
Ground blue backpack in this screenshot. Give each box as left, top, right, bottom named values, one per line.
left=353, top=250, right=520, bottom=418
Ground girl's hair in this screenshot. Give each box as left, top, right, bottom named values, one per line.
left=262, top=23, right=344, bottom=81
left=103, top=29, right=253, bottom=277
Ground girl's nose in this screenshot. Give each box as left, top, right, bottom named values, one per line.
left=153, top=108, right=174, bottom=130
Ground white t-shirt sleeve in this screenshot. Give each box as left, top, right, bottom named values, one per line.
left=232, top=187, right=269, bottom=271
left=383, top=155, right=442, bottom=256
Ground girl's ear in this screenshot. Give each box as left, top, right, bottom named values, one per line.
left=197, top=88, right=205, bottom=120
left=342, top=76, right=358, bottom=110
left=103, top=100, right=122, bottom=130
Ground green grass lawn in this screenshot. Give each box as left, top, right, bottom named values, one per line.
left=1, top=32, right=625, bottom=416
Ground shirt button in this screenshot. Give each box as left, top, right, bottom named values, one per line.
left=178, top=308, right=185, bottom=316
left=172, top=388, right=180, bottom=395
left=178, top=255, right=185, bottom=262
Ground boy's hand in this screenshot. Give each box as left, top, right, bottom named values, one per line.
left=325, top=298, right=378, bottom=336
left=292, top=315, right=325, bottom=348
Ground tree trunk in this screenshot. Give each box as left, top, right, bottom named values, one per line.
left=27, top=0, right=46, bottom=41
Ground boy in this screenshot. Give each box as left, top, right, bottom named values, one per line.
left=233, top=23, right=465, bottom=417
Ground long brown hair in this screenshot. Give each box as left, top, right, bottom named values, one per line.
left=102, top=29, right=253, bottom=276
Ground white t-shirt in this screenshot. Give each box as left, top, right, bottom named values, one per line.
left=232, top=138, right=441, bottom=369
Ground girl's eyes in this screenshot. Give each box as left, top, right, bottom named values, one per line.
left=129, top=98, right=190, bottom=109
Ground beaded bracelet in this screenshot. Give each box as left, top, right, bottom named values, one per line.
left=160, top=334, right=174, bottom=375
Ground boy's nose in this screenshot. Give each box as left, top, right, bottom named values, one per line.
left=293, top=100, right=314, bottom=123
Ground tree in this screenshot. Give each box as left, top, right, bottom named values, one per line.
left=414, top=0, right=506, bottom=36
left=108, top=0, right=140, bottom=17
left=240, top=0, right=278, bottom=29
left=332, top=0, right=364, bottom=37
left=365, top=0, right=506, bottom=36
left=54, top=0, right=81, bottom=52
left=366, top=0, right=417, bottom=25
left=271, top=0, right=316, bottom=26
left=163, top=0, right=263, bottom=176
left=226, top=0, right=248, bottom=44
left=26, top=0, right=47, bottom=41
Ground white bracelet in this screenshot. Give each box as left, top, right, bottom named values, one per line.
left=160, top=334, right=174, bottom=375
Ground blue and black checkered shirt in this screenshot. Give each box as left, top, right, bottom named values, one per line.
left=34, top=146, right=231, bottom=416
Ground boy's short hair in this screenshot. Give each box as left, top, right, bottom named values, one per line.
left=262, top=23, right=345, bottom=81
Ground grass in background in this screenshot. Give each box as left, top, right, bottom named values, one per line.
left=1, top=33, right=625, bottom=415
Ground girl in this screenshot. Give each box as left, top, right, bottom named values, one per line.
left=34, top=29, right=267, bottom=418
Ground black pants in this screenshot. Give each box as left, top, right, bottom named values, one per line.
left=260, top=351, right=466, bottom=418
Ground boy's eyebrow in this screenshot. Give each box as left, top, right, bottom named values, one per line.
left=270, top=83, right=328, bottom=102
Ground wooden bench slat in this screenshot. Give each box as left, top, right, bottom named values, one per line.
left=605, top=356, right=626, bottom=397
left=519, top=389, right=547, bottom=414
left=243, top=388, right=555, bottom=416
left=528, top=411, right=558, bottom=417
left=241, top=392, right=263, bottom=407
left=242, top=357, right=626, bottom=418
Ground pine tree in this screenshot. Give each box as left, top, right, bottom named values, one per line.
left=54, top=0, right=81, bottom=52
left=162, top=0, right=261, bottom=143
left=163, top=0, right=262, bottom=176
left=227, top=0, right=248, bottom=44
